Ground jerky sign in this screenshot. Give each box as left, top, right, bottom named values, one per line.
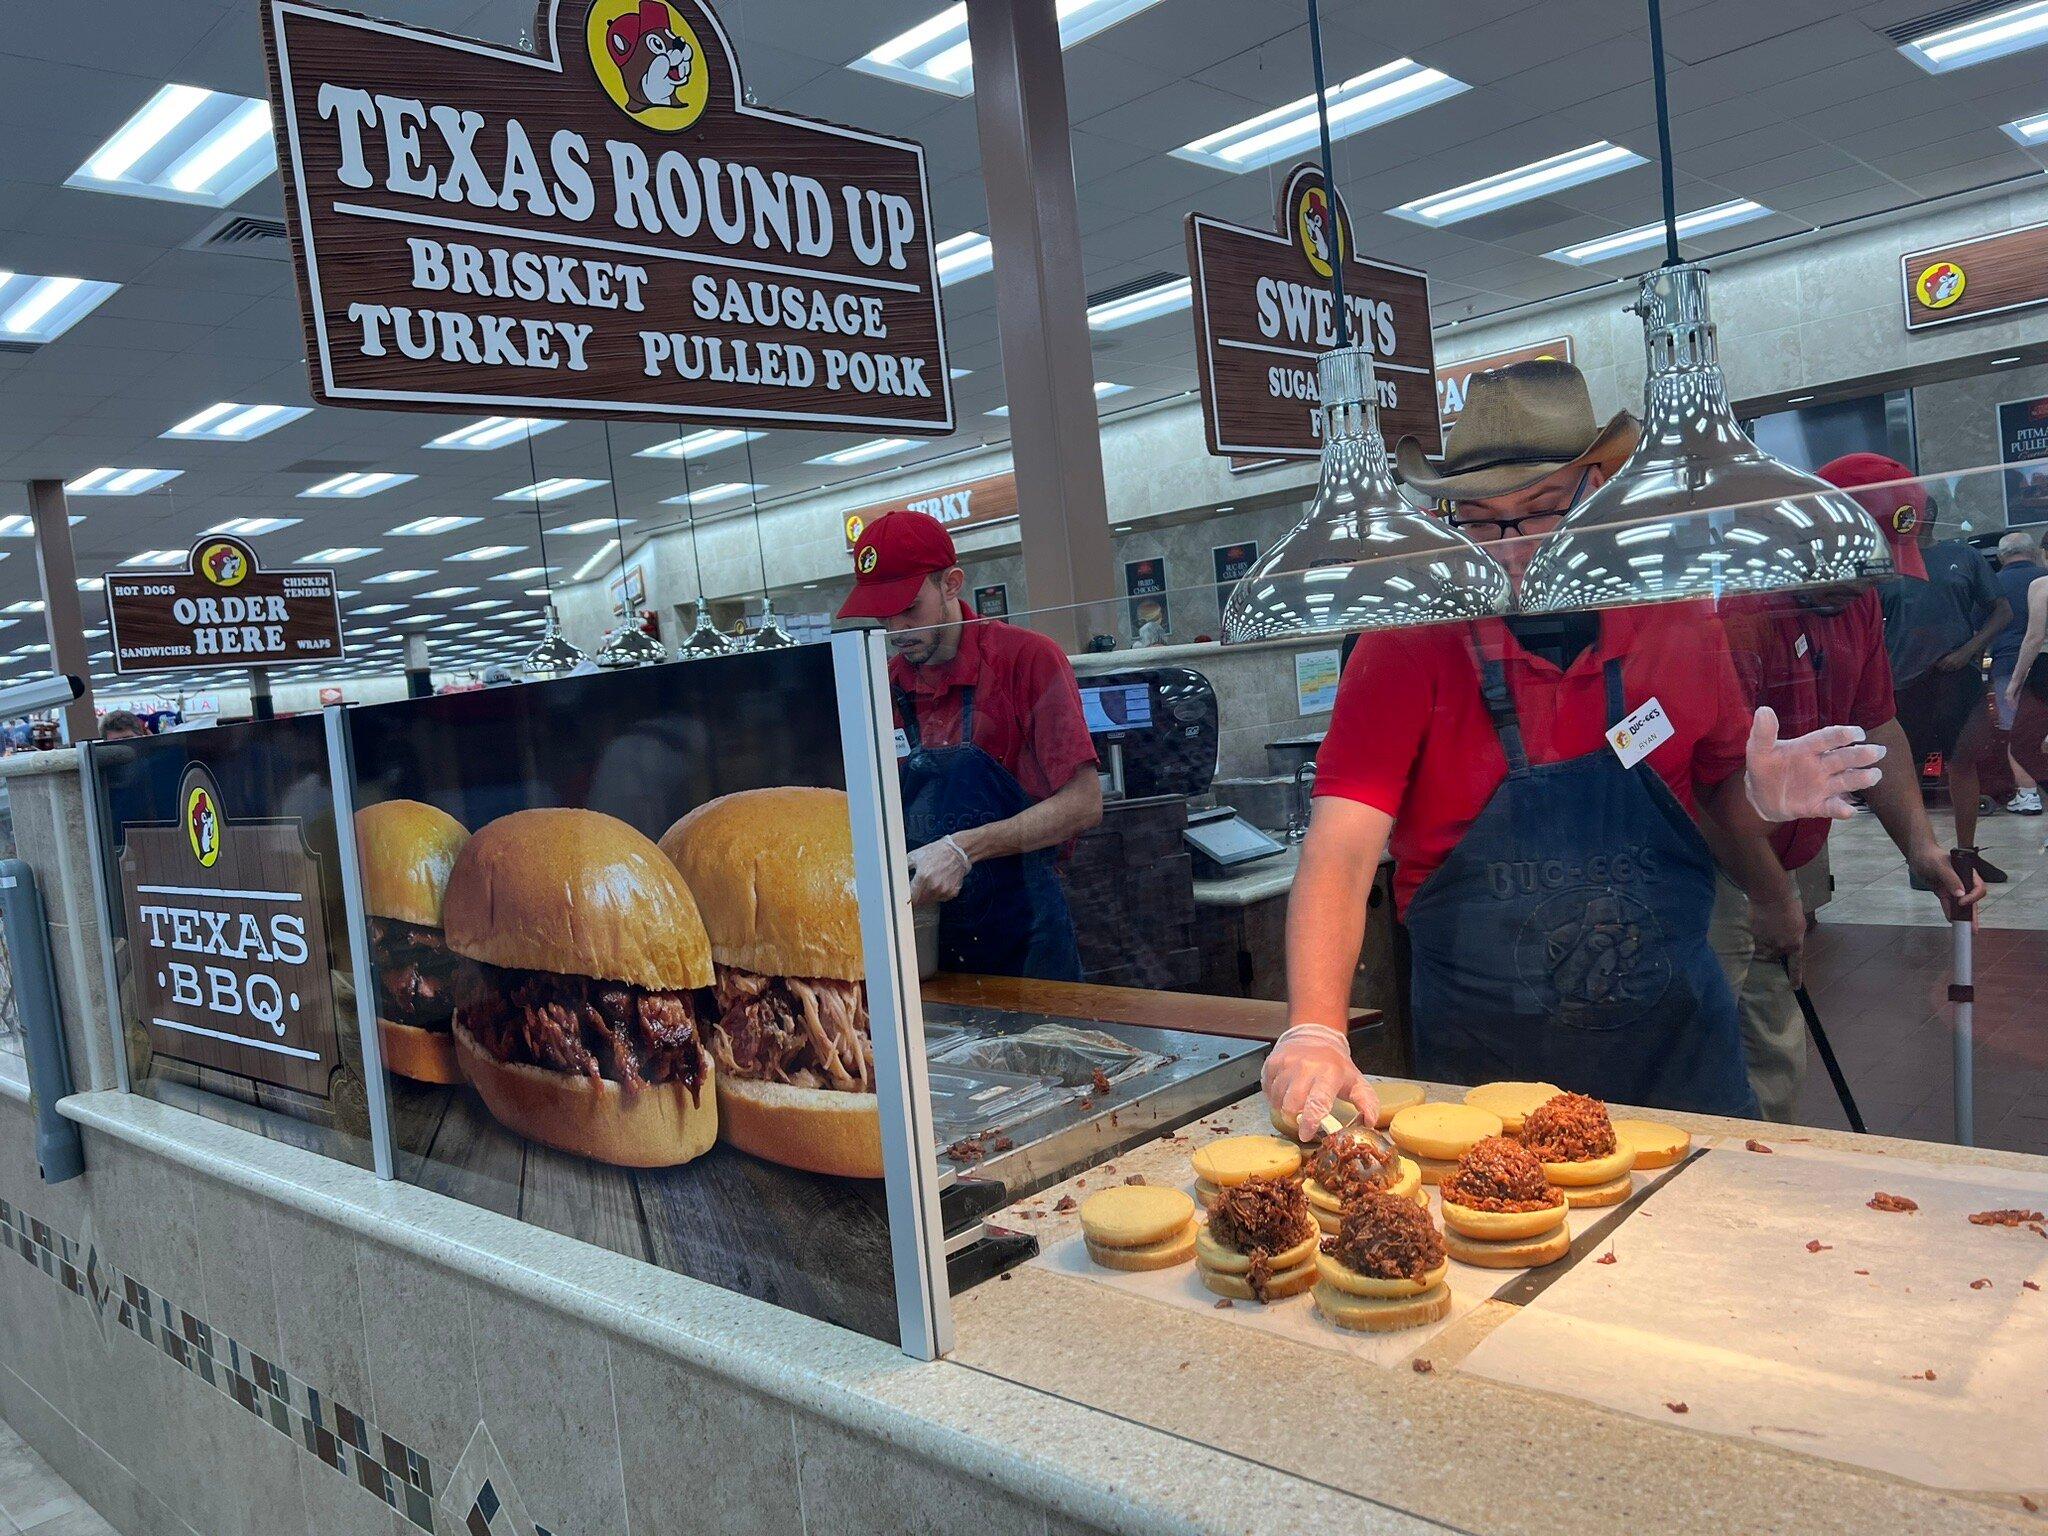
left=118, top=763, right=343, bottom=1098
left=103, top=536, right=343, bottom=675
left=263, top=0, right=955, bottom=431
left=1185, top=164, right=1438, bottom=462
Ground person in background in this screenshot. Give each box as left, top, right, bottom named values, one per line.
left=837, top=510, right=1102, bottom=979
left=1826, top=454, right=2011, bottom=887
left=2002, top=557, right=2048, bottom=830
left=1990, top=530, right=2047, bottom=815
left=99, top=710, right=148, bottom=741
left=1270, top=361, right=1807, bottom=1128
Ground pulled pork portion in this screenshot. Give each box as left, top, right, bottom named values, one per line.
left=1441, top=1136, right=1563, bottom=1213
left=707, top=966, right=873, bottom=1093
left=1308, top=1132, right=1398, bottom=1204
left=1208, top=1175, right=1312, bottom=1303
left=370, top=917, right=464, bottom=1032
left=456, top=962, right=706, bottom=1097
left=1522, top=1091, right=1617, bottom=1163
left=1330, top=1191, right=1445, bottom=1281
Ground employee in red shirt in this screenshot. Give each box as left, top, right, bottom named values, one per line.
left=1268, top=361, right=1804, bottom=1125
left=1715, top=580, right=1980, bottom=1117
left=837, top=510, right=1102, bottom=979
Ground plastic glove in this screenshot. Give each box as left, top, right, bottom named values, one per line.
left=1263, top=1024, right=1380, bottom=1143
left=1743, top=706, right=1885, bottom=823
left=907, top=834, right=971, bottom=906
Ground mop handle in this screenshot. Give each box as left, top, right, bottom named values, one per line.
left=1948, top=849, right=1975, bottom=1148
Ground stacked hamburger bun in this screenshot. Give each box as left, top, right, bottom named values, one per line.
left=1521, top=1092, right=1635, bottom=1208
left=1080, top=1186, right=1197, bottom=1271
left=1312, top=1190, right=1454, bottom=1332
left=1438, top=1136, right=1572, bottom=1268
left=355, top=799, right=470, bottom=1085
left=1195, top=1175, right=1319, bottom=1302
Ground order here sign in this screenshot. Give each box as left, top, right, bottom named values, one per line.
left=103, top=536, right=343, bottom=675
left=262, top=0, right=955, bottom=434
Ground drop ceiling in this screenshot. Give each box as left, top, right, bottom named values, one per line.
left=0, top=0, right=2045, bottom=689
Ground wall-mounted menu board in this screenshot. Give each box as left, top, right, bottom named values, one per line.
left=103, top=536, right=342, bottom=675
left=263, top=0, right=955, bottom=434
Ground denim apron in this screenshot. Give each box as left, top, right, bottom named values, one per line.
left=895, top=685, right=1084, bottom=981
left=1401, top=643, right=1757, bottom=1115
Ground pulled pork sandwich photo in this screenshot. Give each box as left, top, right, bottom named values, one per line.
left=355, top=798, right=470, bottom=1085
left=659, top=786, right=880, bottom=1180
left=443, top=807, right=717, bottom=1168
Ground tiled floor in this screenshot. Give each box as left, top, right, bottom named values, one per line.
left=1792, top=804, right=2048, bottom=1155
left=0, top=1419, right=114, bottom=1535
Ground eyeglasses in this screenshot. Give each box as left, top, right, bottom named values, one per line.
left=1444, top=468, right=1593, bottom=539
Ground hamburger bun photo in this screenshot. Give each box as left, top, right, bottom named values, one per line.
left=355, top=799, right=470, bottom=1085
left=659, top=786, right=880, bottom=1180
left=443, top=808, right=718, bottom=1168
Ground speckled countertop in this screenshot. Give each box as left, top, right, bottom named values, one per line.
left=952, top=1084, right=2048, bottom=1536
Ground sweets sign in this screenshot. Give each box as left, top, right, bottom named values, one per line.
left=263, top=0, right=955, bottom=433
left=103, top=536, right=343, bottom=675
left=118, top=762, right=343, bottom=1099
left=1185, top=164, right=1438, bottom=462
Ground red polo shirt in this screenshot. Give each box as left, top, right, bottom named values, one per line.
left=889, top=617, right=1098, bottom=803
left=1314, top=605, right=1751, bottom=916
left=1719, top=590, right=1895, bottom=870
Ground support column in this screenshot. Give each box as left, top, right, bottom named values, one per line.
left=966, top=0, right=1117, bottom=651
left=26, top=480, right=96, bottom=743
left=404, top=635, right=433, bottom=698
left=248, top=666, right=275, bottom=721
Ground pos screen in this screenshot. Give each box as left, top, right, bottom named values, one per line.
left=1081, top=682, right=1152, bottom=735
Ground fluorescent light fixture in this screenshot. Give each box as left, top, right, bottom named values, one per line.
left=0, top=515, right=80, bottom=536
left=1902, top=0, right=2048, bottom=72
left=300, top=471, right=415, bottom=498
left=989, top=381, right=1129, bottom=416
left=68, top=85, right=276, bottom=206
left=352, top=603, right=407, bottom=615
left=1391, top=141, right=1647, bottom=227
left=493, top=566, right=553, bottom=581
left=0, top=273, right=119, bottom=343
left=573, top=540, right=620, bottom=580
left=1175, top=60, right=1469, bottom=171
left=2002, top=109, right=2048, bottom=144
left=1546, top=199, right=1772, bottom=265
left=387, top=515, right=480, bottom=536
left=121, top=549, right=187, bottom=567
left=551, top=517, right=632, bottom=535
left=2, top=601, right=42, bottom=614
left=851, top=0, right=1167, bottom=95
left=950, top=367, right=972, bottom=379
left=660, top=481, right=763, bottom=506
left=458, top=599, right=512, bottom=611
left=934, top=231, right=994, bottom=284
left=416, top=586, right=478, bottom=599
left=432, top=623, right=476, bottom=634
left=637, top=428, right=763, bottom=460
left=205, top=516, right=300, bottom=536
left=298, top=547, right=379, bottom=563
left=394, top=614, right=437, bottom=625
left=424, top=416, right=561, bottom=450
left=1994, top=355, right=2024, bottom=364
left=76, top=578, right=102, bottom=592
left=164, top=402, right=309, bottom=441
left=66, top=467, right=181, bottom=496
left=808, top=437, right=914, bottom=466
left=362, top=569, right=434, bottom=584
left=496, top=477, right=606, bottom=502
left=1087, top=278, right=1192, bottom=330
left=447, top=545, right=527, bottom=562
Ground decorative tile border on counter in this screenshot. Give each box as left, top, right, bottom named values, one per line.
left=0, top=1194, right=558, bottom=1536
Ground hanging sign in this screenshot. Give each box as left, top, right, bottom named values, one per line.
left=1125, top=556, right=1169, bottom=633
left=1998, top=393, right=2048, bottom=527
left=972, top=583, right=1009, bottom=618
left=1437, top=337, right=1574, bottom=429
left=1185, top=163, right=1438, bottom=462
left=1902, top=217, right=2048, bottom=331
left=263, top=0, right=955, bottom=433
left=1211, top=540, right=1257, bottom=602
left=840, top=470, right=1018, bottom=548
left=103, top=537, right=344, bottom=675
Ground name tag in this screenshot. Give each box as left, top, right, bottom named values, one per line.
left=893, top=728, right=911, bottom=759
left=1609, top=696, right=1673, bottom=770
left=1794, top=633, right=1809, bottom=659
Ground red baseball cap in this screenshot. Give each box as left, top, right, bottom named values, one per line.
left=1818, top=451, right=1928, bottom=581
left=837, top=510, right=958, bottom=620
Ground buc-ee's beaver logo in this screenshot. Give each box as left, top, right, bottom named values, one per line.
left=1295, top=184, right=1345, bottom=280
left=199, top=541, right=247, bottom=588
left=186, top=784, right=221, bottom=869
left=856, top=544, right=879, bottom=575
left=1892, top=504, right=1920, bottom=536
left=588, top=0, right=708, bottom=130
left=1915, top=260, right=1966, bottom=310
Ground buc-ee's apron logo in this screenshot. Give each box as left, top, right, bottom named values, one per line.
left=198, top=540, right=248, bottom=588
left=1295, top=182, right=1346, bottom=280
left=589, top=0, right=709, bottom=130
left=186, top=782, right=221, bottom=868
left=1915, top=260, right=1966, bottom=310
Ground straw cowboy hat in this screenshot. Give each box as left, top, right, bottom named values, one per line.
left=1396, top=357, right=1640, bottom=502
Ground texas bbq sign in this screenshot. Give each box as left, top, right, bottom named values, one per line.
left=262, top=0, right=956, bottom=433
left=1185, top=164, right=1439, bottom=463
left=103, top=536, right=343, bottom=676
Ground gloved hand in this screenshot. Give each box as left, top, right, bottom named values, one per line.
left=907, top=834, right=971, bottom=906
left=1743, top=706, right=1885, bottom=823
left=1263, top=1024, right=1380, bottom=1143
